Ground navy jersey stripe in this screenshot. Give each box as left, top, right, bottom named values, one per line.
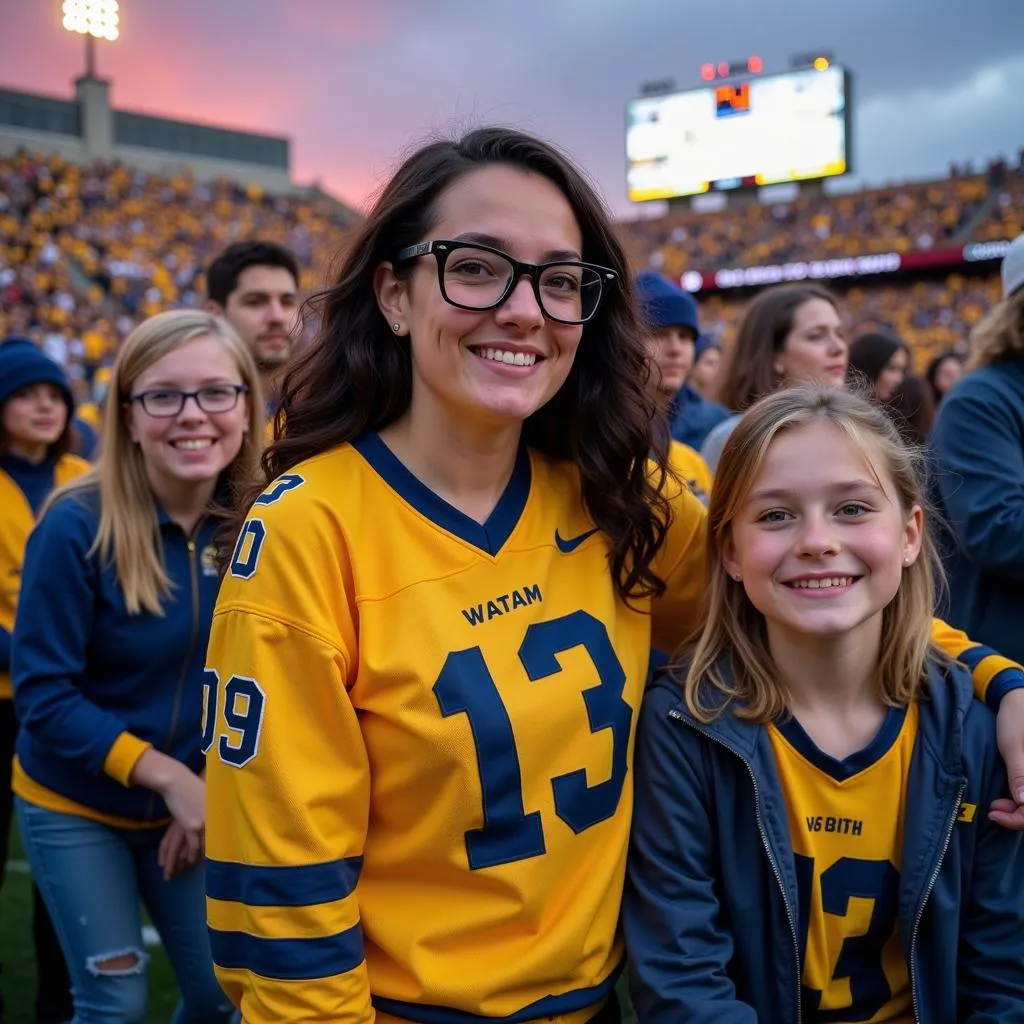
left=209, top=922, right=364, bottom=980
left=956, top=643, right=996, bottom=670
left=372, top=960, right=623, bottom=1024
left=206, top=856, right=363, bottom=907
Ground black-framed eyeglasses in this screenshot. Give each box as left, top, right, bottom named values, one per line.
left=394, top=240, right=617, bottom=325
left=126, top=385, right=249, bottom=418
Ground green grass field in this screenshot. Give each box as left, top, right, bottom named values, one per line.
left=0, top=824, right=181, bottom=1023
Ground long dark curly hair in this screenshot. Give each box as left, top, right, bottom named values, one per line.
left=230, top=126, right=671, bottom=601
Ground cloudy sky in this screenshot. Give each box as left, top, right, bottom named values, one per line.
left=1, top=0, right=1020, bottom=217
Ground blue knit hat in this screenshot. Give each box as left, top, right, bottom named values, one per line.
left=0, top=337, right=74, bottom=416
left=634, top=271, right=700, bottom=335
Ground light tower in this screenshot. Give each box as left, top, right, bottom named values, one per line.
left=62, top=0, right=120, bottom=78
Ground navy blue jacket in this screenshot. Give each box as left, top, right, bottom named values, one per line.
left=669, top=385, right=731, bottom=452
left=13, top=487, right=222, bottom=822
left=931, top=358, right=1024, bottom=663
left=623, top=662, right=1024, bottom=1023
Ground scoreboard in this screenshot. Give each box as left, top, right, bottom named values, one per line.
left=626, top=66, right=850, bottom=202
left=715, top=83, right=751, bottom=117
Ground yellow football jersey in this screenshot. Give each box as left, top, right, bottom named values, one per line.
left=667, top=440, right=712, bottom=506
left=203, top=436, right=707, bottom=1024
left=768, top=704, right=919, bottom=1023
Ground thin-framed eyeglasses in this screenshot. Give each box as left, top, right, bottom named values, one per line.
left=394, top=239, right=617, bottom=325
left=126, top=385, right=249, bottom=418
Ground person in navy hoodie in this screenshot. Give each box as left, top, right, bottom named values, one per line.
left=0, top=339, right=85, bottom=1024
left=633, top=271, right=730, bottom=450
left=12, top=310, right=262, bottom=1023
left=624, top=385, right=1024, bottom=1023
left=931, top=232, right=1024, bottom=663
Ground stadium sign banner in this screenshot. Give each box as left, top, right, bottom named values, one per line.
left=682, top=239, right=1013, bottom=293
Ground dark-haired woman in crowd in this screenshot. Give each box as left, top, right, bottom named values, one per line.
left=848, top=330, right=912, bottom=401
left=887, top=373, right=936, bottom=447
left=700, top=283, right=847, bottom=471
left=203, top=131, right=1024, bottom=1024
left=925, top=348, right=965, bottom=407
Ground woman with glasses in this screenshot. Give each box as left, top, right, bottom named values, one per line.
left=204, top=127, right=705, bottom=1024
left=12, top=310, right=261, bottom=1023
left=203, top=128, right=1024, bottom=1024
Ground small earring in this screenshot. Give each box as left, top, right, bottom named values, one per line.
left=733, top=573, right=742, bottom=582
left=392, top=322, right=401, bottom=334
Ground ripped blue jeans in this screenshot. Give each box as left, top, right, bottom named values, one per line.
left=16, top=799, right=235, bottom=1024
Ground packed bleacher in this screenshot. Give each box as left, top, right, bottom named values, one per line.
left=0, top=151, right=355, bottom=381
left=616, top=156, right=1022, bottom=367
left=699, top=275, right=1001, bottom=369
left=2, top=148, right=1022, bottom=390
left=616, top=159, right=1020, bottom=273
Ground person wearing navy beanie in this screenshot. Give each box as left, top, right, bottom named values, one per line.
left=0, top=338, right=85, bottom=1024
left=634, top=271, right=730, bottom=450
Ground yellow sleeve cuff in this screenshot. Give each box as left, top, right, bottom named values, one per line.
left=103, top=732, right=153, bottom=787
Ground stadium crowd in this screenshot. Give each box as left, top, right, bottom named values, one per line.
left=1, top=128, right=1024, bottom=1023
left=3, top=149, right=1021, bottom=399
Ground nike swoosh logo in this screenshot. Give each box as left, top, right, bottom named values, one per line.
left=554, top=527, right=599, bottom=553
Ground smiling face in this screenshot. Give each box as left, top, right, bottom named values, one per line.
left=722, top=419, right=922, bottom=648
left=2, top=382, right=68, bottom=458
left=126, top=334, right=250, bottom=500
left=376, top=165, right=586, bottom=433
left=775, top=298, right=847, bottom=388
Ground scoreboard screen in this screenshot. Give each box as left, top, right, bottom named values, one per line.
left=626, top=66, right=850, bottom=202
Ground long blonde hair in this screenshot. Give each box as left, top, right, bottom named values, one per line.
left=680, top=385, right=940, bottom=723
left=49, top=311, right=264, bottom=615
left=969, top=286, right=1024, bottom=370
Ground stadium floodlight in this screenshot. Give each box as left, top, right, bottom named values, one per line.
left=62, top=0, right=120, bottom=76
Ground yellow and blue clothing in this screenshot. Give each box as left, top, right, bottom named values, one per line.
left=0, top=452, right=89, bottom=699
left=203, top=435, right=1018, bottom=1024
left=667, top=439, right=712, bottom=507
left=624, top=661, right=1024, bottom=1023
left=669, top=384, right=730, bottom=452
left=71, top=415, right=100, bottom=460
left=12, top=487, right=224, bottom=827
left=203, top=436, right=708, bottom=1024
left=768, top=705, right=918, bottom=1020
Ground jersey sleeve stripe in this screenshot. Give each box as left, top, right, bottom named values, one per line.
left=957, top=642, right=999, bottom=668
left=206, top=856, right=363, bottom=907
left=209, top=923, right=365, bottom=981
left=982, top=665, right=1024, bottom=709
left=372, top=961, right=622, bottom=1024
left=955, top=644, right=1024, bottom=709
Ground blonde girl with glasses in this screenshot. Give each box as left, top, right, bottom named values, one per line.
left=12, top=310, right=261, bottom=1024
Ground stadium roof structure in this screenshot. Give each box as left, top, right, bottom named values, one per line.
left=0, top=73, right=358, bottom=217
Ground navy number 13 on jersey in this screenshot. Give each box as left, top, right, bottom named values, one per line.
left=433, top=610, right=631, bottom=870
